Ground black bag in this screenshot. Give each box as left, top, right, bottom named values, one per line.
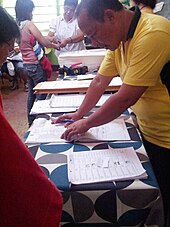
left=59, top=65, right=88, bottom=76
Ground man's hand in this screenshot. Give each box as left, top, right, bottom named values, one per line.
left=52, top=42, right=61, bottom=51
left=51, top=112, right=81, bottom=124
left=61, top=118, right=89, bottom=141
left=59, top=38, right=70, bottom=48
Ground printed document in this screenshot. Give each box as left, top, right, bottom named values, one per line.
left=68, top=147, right=148, bottom=184
left=50, top=94, right=111, bottom=108
left=30, top=99, right=76, bottom=114
left=25, top=117, right=130, bottom=144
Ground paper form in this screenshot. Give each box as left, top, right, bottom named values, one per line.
left=77, top=74, right=96, bottom=80
left=25, top=119, right=66, bottom=144
left=25, top=118, right=130, bottom=144
left=50, top=94, right=111, bottom=108
left=80, top=118, right=130, bottom=141
left=34, top=80, right=92, bottom=90
left=68, top=147, right=148, bottom=184
left=30, top=99, right=76, bottom=114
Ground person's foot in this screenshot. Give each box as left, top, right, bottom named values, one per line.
left=24, top=82, right=28, bottom=92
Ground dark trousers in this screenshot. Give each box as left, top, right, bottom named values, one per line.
left=142, top=137, right=170, bottom=227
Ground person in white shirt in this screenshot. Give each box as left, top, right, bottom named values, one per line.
left=47, top=0, right=85, bottom=56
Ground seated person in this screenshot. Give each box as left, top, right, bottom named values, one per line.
left=1, top=60, right=17, bottom=90
left=47, top=0, right=86, bottom=56
left=1, top=47, right=28, bottom=91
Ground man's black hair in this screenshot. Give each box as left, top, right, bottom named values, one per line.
left=76, top=0, right=123, bottom=22
left=64, top=0, right=78, bottom=8
left=0, top=6, right=20, bottom=44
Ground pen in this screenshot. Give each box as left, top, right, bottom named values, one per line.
left=61, top=119, right=75, bottom=123
left=51, top=117, right=75, bottom=123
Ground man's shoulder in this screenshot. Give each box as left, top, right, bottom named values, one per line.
left=139, top=13, right=170, bottom=32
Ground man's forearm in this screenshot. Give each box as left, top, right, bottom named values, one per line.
left=77, top=74, right=113, bottom=118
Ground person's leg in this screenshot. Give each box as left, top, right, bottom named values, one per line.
left=27, top=76, right=36, bottom=126
left=142, top=137, right=170, bottom=226
left=30, top=64, right=47, bottom=101
left=24, top=64, right=47, bottom=126
left=13, top=61, right=28, bottom=91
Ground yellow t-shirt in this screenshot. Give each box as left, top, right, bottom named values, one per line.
left=99, top=13, right=170, bottom=148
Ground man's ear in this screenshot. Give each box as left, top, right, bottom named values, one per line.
left=104, top=9, right=114, bottom=22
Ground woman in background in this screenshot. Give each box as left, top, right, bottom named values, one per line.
left=15, top=0, right=60, bottom=126
left=0, top=6, right=62, bottom=226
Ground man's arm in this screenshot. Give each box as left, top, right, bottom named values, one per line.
left=53, top=73, right=114, bottom=124
left=77, top=73, right=114, bottom=118
left=61, top=83, right=148, bottom=141
left=85, top=83, right=147, bottom=127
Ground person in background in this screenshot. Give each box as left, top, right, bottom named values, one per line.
left=1, top=46, right=28, bottom=91
left=8, top=45, right=29, bottom=91
left=15, top=0, right=60, bottom=126
left=0, top=6, right=62, bottom=226
left=1, top=60, right=17, bottom=90
left=130, top=0, right=156, bottom=13
left=54, top=0, right=170, bottom=225
left=47, top=0, right=85, bottom=56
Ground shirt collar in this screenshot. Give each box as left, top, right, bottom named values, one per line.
left=61, top=14, right=74, bottom=23
left=126, top=6, right=141, bottom=40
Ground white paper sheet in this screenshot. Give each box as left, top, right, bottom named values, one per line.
left=68, top=147, right=147, bottom=184
left=25, top=118, right=130, bottom=144
left=30, top=99, right=76, bottom=114
left=50, top=94, right=111, bottom=108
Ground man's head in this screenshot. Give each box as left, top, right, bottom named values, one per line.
left=75, top=0, right=125, bottom=50
left=64, top=0, right=78, bottom=22
left=0, top=6, right=20, bottom=67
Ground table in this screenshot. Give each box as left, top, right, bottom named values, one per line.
left=27, top=114, right=164, bottom=226
left=33, top=76, right=122, bottom=94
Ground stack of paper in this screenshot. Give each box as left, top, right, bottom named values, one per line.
left=30, top=99, right=76, bottom=114
left=25, top=118, right=130, bottom=144
left=49, top=94, right=111, bottom=108
left=68, top=147, right=148, bottom=184
left=30, top=94, right=112, bottom=114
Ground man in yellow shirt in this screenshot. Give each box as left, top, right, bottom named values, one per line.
left=54, top=0, right=170, bottom=225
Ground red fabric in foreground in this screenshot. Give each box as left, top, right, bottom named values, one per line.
left=0, top=93, right=62, bottom=227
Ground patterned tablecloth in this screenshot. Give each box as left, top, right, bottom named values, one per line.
left=27, top=114, right=164, bottom=226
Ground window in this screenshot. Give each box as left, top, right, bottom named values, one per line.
left=3, top=0, right=64, bottom=35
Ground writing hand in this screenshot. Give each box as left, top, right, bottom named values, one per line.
left=51, top=112, right=80, bottom=124
left=61, top=118, right=89, bottom=141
